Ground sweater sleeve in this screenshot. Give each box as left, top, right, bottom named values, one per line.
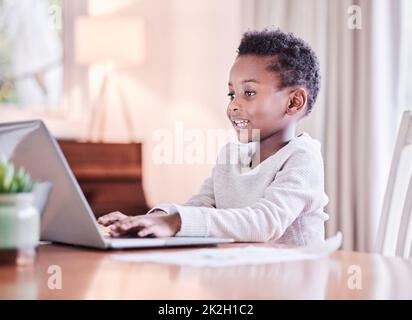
left=172, top=150, right=327, bottom=241
left=146, top=167, right=216, bottom=215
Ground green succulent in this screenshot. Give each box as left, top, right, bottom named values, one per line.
left=0, top=158, right=34, bottom=193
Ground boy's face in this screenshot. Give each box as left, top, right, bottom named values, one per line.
left=227, top=54, right=298, bottom=143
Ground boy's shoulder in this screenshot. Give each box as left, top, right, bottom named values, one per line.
left=284, top=133, right=325, bottom=166
left=290, top=132, right=322, bottom=152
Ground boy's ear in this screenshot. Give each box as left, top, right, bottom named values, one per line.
left=286, top=88, right=308, bottom=115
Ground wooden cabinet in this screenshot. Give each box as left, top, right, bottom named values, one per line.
left=58, top=140, right=149, bottom=218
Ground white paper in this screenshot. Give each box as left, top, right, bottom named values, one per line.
left=111, top=232, right=342, bottom=267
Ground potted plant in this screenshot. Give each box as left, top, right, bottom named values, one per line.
left=0, top=157, right=39, bottom=265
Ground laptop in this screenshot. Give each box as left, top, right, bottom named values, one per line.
left=0, top=120, right=234, bottom=249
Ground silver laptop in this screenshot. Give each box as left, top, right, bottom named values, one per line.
left=0, top=120, right=234, bottom=249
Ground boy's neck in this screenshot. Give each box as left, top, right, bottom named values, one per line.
left=257, top=126, right=296, bottom=164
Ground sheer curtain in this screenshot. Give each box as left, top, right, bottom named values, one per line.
left=241, top=0, right=405, bottom=251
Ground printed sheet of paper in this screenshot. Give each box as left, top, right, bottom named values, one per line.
left=111, top=232, right=342, bottom=267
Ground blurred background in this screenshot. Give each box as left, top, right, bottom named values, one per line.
left=0, top=0, right=411, bottom=252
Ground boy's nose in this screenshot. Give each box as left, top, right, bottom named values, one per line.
left=229, top=102, right=241, bottom=113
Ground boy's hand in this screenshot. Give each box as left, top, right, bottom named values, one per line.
left=97, top=211, right=181, bottom=238
left=97, top=211, right=129, bottom=226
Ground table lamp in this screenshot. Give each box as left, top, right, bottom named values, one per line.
left=75, top=16, right=145, bottom=142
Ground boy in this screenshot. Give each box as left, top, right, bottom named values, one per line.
left=98, top=29, right=329, bottom=245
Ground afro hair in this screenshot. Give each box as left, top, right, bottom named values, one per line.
left=237, top=29, right=321, bottom=115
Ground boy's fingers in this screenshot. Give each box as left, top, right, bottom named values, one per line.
left=138, top=226, right=156, bottom=238
left=111, top=216, right=152, bottom=235
left=118, top=217, right=145, bottom=230
left=109, top=225, right=129, bottom=237
left=98, top=211, right=127, bottom=226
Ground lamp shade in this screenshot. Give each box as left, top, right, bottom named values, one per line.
left=75, top=16, right=145, bottom=66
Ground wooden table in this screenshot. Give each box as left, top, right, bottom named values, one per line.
left=1, top=243, right=411, bottom=299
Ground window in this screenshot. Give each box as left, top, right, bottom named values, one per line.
left=0, top=0, right=64, bottom=108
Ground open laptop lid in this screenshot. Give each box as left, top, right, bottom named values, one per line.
left=0, top=120, right=106, bottom=249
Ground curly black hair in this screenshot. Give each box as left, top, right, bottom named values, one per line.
left=237, top=29, right=321, bottom=115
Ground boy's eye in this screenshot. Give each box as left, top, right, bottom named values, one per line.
left=245, top=91, right=256, bottom=97
left=227, top=92, right=235, bottom=101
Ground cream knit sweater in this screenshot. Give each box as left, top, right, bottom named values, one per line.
left=148, top=132, right=329, bottom=245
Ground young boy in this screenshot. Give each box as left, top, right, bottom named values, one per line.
left=98, top=29, right=329, bottom=245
